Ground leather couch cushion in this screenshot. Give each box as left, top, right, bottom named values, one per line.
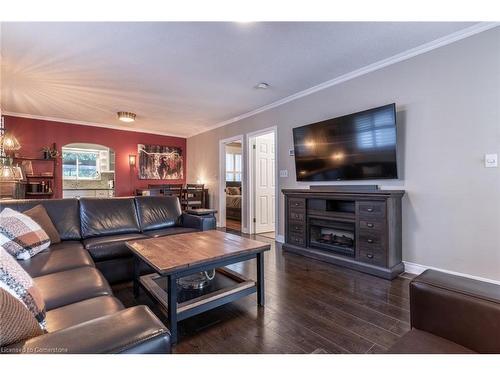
left=94, top=257, right=154, bottom=285
left=7, top=306, right=171, bottom=354
left=0, top=199, right=82, bottom=240
left=387, top=329, right=475, bottom=354
left=18, top=242, right=94, bottom=278
left=45, top=296, right=124, bottom=332
left=34, top=267, right=112, bottom=310
left=135, top=196, right=182, bottom=231
left=144, top=226, right=198, bottom=238
left=83, top=233, right=148, bottom=261
left=80, top=198, right=141, bottom=239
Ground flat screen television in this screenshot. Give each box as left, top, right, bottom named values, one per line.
left=293, top=103, right=398, bottom=181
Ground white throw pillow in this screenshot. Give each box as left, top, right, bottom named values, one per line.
left=0, top=207, right=50, bottom=260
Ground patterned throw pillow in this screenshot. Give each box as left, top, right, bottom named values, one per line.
left=0, top=207, right=50, bottom=260
left=0, top=288, right=43, bottom=347
left=0, top=246, right=47, bottom=331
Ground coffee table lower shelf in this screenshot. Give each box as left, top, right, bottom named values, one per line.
left=139, top=267, right=257, bottom=328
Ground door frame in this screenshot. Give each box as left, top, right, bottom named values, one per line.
left=246, top=126, right=278, bottom=235
left=218, top=134, right=245, bottom=230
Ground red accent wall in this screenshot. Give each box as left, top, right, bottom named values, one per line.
left=4, top=116, right=187, bottom=198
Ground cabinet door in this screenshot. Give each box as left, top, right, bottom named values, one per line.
left=99, top=151, right=109, bottom=172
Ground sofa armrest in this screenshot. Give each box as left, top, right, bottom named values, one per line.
left=4, top=306, right=171, bottom=354
left=181, top=213, right=216, bottom=231
left=410, top=269, right=500, bottom=353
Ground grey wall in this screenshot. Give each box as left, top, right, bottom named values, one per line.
left=187, top=28, right=500, bottom=280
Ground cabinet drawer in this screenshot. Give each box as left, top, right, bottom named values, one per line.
left=358, top=231, right=385, bottom=248
left=289, top=210, right=305, bottom=221
left=358, top=201, right=386, bottom=218
left=358, top=247, right=386, bottom=267
left=359, top=220, right=385, bottom=232
left=288, top=198, right=306, bottom=210
left=288, top=234, right=305, bottom=246
left=288, top=221, right=305, bottom=234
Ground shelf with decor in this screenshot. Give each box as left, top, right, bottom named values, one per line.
left=13, top=147, right=58, bottom=199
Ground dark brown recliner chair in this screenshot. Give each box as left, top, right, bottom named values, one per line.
left=388, top=269, right=500, bottom=353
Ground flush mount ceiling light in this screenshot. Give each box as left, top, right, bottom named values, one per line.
left=117, top=111, right=136, bottom=123
left=255, top=82, right=270, bottom=89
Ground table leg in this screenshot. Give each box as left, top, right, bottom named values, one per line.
left=133, top=256, right=140, bottom=298
left=167, top=274, right=178, bottom=344
left=256, top=252, right=265, bottom=306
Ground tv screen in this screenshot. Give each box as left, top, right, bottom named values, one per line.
left=293, top=104, right=398, bottom=181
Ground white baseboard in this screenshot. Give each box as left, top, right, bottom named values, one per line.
left=403, top=261, right=500, bottom=285
left=275, top=234, right=284, bottom=243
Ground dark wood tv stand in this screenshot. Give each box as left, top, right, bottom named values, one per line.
left=282, top=187, right=405, bottom=279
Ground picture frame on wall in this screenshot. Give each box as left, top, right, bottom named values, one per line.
left=138, top=144, right=183, bottom=180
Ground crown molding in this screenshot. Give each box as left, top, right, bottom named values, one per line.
left=194, top=22, right=499, bottom=137
left=2, top=111, right=184, bottom=138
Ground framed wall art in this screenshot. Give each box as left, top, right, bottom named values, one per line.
left=138, top=144, right=183, bottom=180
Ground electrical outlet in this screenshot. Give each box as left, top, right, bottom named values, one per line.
left=279, top=169, right=288, bottom=178
left=485, top=153, right=498, bottom=168
left=289, top=148, right=295, bottom=156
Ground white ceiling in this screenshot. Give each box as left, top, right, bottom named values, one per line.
left=0, top=22, right=484, bottom=137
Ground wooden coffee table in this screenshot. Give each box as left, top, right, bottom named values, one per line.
left=126, top=230, right=270, bottom=344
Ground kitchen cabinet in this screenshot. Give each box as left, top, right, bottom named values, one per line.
left=63, top=189, right=114, bottom=198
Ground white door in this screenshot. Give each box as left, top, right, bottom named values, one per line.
left=254, top=133, right=275, bottom=233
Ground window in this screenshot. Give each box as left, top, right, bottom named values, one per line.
left=62, top=148, right=100, bottom=180
left=226, top=152, right=242, bottom=181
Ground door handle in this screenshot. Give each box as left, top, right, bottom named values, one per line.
left=367, top=223, right=374, bottom=228
left=366, top=207, right=374, bottom=212
left=366, top=253, right=374, bottom=259
left=367, top=239, right=374, bottom=244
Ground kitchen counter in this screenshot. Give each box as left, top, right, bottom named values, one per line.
left=63, top=188, right=114, bottom=191
left=63, top=188, right=115, bottom=198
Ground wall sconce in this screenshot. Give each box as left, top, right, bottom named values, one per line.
left=129, top=154, right=136, bottom=167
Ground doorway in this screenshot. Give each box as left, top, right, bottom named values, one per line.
left=219, top=135, right=244, bottom=232
left=248, top=128, right=277, bottom=238
left=224, top=140, right=242, bottom=231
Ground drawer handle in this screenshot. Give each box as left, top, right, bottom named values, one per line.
left=294, top=202, right=300, bottom=206
left=366, top=207, right=374, bottom=212
left=294, top=226, right=300, bottom=231
left=295, top=238, right=300, bottom=243
left=366, top=223, right=374, bottom=228
left=366, top=253, right=374, bottom=259
left=367, top=239, right=374, bottom=244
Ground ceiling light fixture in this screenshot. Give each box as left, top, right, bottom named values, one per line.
left=255, top=82, right=270, bottom=89
left=117, top=111, right=136, bottom=123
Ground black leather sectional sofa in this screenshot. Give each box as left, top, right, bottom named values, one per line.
left=1, top=196, right=216, bottom=354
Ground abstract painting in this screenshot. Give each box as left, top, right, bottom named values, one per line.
left=138, top=144, right=183, bottom=180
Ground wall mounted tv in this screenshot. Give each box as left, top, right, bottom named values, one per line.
left=293, top=103, right=398, bottom=181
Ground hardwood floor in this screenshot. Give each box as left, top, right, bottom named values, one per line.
left=225, top=218, right=241, bottom=231
left=113, top=229, right=412, bottom=354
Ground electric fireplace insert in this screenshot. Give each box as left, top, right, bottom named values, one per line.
left=308, top=217, right=355, bottom=257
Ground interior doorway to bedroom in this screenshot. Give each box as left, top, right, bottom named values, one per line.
left=248, top=128, right=277, bottom=239
left=223, top=140, right=243, bottom=232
